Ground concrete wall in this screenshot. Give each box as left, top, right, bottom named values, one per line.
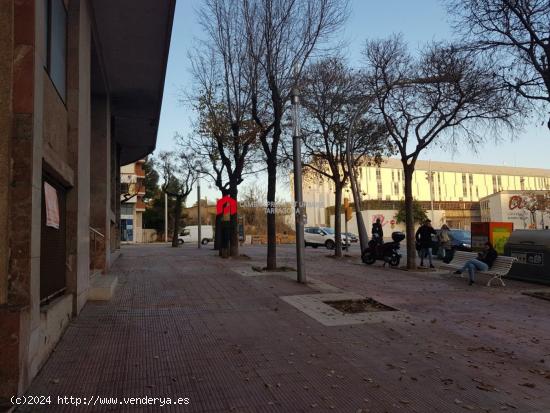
left=0, top=0, right=37, bottom=402
left=90, top=94, right=112, bottom=270
left=0, top=0, right=13, bottom=306
left=0, top=0, right=97, bottom=402
left=489, top=192, right=550, bottom=230
left=66, top=0, right=91, bottom=313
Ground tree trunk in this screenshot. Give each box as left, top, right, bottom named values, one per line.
left=333, top=183, right=343, bottom=257
left=403, top=163, right=416, bottom=269
left=266, top=160, right=277, bottom=270
left=171, top=195, right=183, bottom=248
left=230, top=185, right=239, bottom=258
left=214, top=213, right=221, bottom=251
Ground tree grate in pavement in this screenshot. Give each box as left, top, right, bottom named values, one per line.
left=323, top=297, right=398, bottom=313
left=280, top=292, right=406, bottom=326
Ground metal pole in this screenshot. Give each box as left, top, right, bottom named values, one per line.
left=291, top=81, right=306, bottom=284
left=197, top=176, right=201, bottom=249
left=164, top=192, right=168, bottom=242
left=429, top=160, right=435, bottom=223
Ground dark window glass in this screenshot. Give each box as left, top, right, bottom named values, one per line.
left=46, top=0, right=67, bottom=101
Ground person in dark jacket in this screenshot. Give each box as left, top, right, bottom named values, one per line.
left=371, top=218, right=383, bottom=244
left=454, top=242, right=498, bottom=285
left=415, top=219, right=436, bottom=268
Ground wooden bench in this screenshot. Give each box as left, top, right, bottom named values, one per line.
left=439, top=251, right=517, bottom=287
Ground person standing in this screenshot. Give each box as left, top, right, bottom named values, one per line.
left=415, top=219, right=436, bottom=268
left=454, top=242, right=498, bottom=286
left=438, top=224, right=452, bottom=261
left=372, top=218, right=384, bottom=244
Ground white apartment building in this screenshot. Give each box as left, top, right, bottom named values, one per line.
left=303, top=158, right=550, bottom=230
left=120, top=160, right=146, bottom=242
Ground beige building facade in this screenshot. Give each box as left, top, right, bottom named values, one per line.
left=303, top=158, right=550, bottom=231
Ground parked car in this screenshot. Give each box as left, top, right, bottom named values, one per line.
left=343, top=232, right=359, bottom=243
left=431, top=229, right=472, bottom=257
left=304, top=227, right=350, bottom=249
left=178, top=225, right=214, bottom=245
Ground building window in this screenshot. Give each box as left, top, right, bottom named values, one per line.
left=462, top=173, right=468, bottom=198
left=121, top=204, right=134, bottom=216
left=393, top=182, right=399, bottom=196
left=376, top=168, right=382, bottom=199
left=46, top=0, right=67, bottom=101
left=520, top=177, right=525, bottom=190
left=497, top=176, right=502, bottom=191
left=492, top=176, right=498, bottom=193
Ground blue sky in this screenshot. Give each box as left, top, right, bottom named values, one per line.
left=156, top=0, right=549, bottom=201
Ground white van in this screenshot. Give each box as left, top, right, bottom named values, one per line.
left=178, top=225, right=214, bottom=245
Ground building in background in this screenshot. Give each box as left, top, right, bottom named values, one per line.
left=0, top=0, right=174, bottom=401
left=120, top=160, right=146, bottom=243
left=300, top=158, right=550, bottom=232
left=182, top=199, right=216, bottom=226
left=480, top=190, right=550, bottom=230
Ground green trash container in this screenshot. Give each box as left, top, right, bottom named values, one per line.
left=504, top=230, right=550, bottom=285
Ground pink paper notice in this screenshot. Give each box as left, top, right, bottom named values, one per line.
left=44, top=182, right=60, bottom=229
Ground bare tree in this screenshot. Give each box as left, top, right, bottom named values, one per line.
left=242, top=0, right=349, bottom=269
left=300, top=57, right=390, bottom=257
left=187, top=0, right=266, bottom=257
left=448, top=0, right=550, bottom=130
left=364, top=36, right=520, bottom=269
left=157, top=151, right=198, bottom=247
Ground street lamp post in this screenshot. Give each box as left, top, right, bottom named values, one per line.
left=164, top=192, right=168, bottom=243
left=426, top=160, right=435, bottom=223
left=195, top=161, right=202, bottom=249
left=344, top=188, right=350, bottom=252
left=291, top=79, right=306, bottom=284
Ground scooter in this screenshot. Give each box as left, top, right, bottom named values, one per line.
left=361, top=231, right=405, bottom=267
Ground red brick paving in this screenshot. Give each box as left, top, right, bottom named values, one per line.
left=16, top=244, right=550, bottom=412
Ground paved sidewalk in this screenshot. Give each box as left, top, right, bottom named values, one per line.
left=18, top=244, right=550, bottom=412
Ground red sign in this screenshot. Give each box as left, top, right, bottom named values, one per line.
left=216, top=195, right=237, bottom=216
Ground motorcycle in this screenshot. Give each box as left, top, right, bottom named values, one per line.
left=361, top=231, right=405, bottom=267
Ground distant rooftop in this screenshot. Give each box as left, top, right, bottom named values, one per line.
left=376, top=158, right=550, bottom=177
